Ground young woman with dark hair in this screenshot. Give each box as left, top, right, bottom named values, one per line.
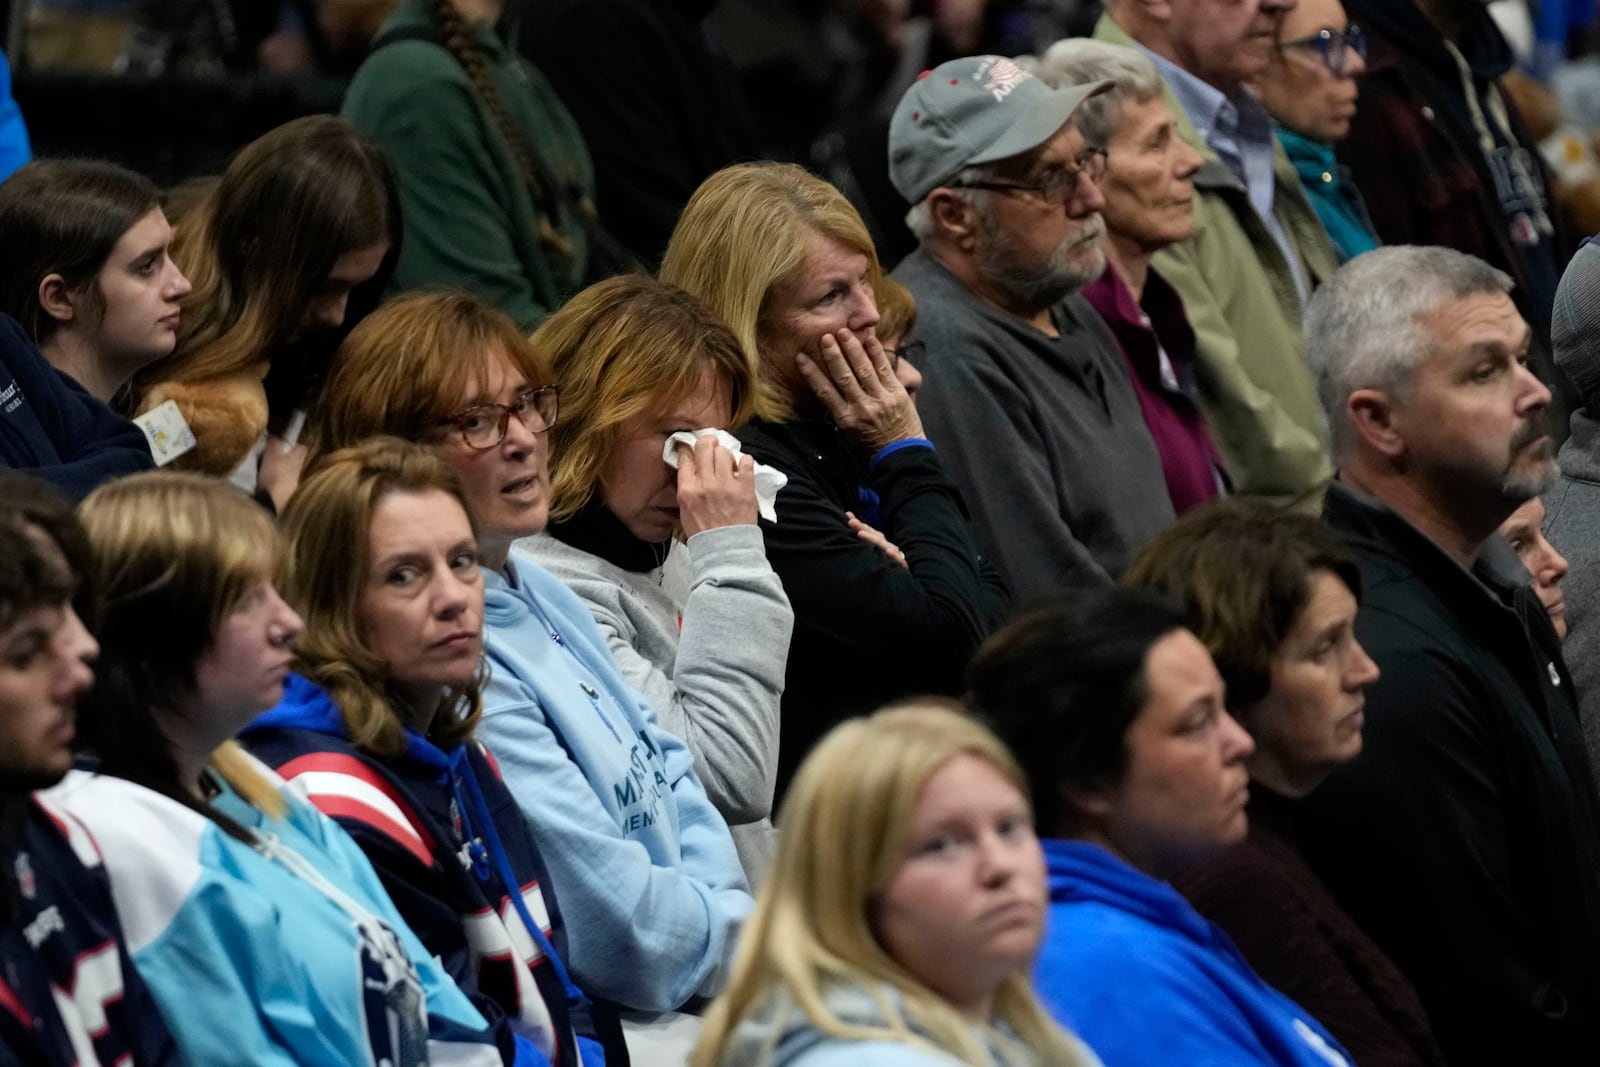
left=0, top=158, right=191, bottom=403
left=969, top=588, right=1355, bottom=1067
left=130, top=115, right=397, bottom=497
left=1126, top=499, right=1443, bottom=1066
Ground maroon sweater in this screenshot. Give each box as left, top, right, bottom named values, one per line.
left=1176, top=784, right=1449, bottom=1067
left=1081, top=266, right=1225, bottom=514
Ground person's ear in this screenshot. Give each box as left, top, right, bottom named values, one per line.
left=1061, top=779, right=1115, bottom=824
left=1348, top=388, right=1406, bottom=459
left=37, top=274, right=78, bottom=326
left=928, top=189, right=981, bottom=251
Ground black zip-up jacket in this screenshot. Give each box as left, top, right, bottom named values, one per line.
left=735, top=417, right=1008, bottom=796
left=1298, top=481, right=1600, bottom=1065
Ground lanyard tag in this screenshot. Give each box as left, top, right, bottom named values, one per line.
left=133, top=399, right=196, bottom=466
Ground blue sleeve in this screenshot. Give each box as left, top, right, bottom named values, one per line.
left=479, top=675, right=752, bottom=1013
left=1036, top=937, right=1316, bottom=1067
left=642, top=709, right=750, bottom=909
left=134, top=871, right=385, bottom=1067
left=279, top=796, right=512, bottom=1063
left=0, top=52, right=29, bottom=183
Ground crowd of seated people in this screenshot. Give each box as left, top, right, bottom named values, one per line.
left=6, top=0, right=1600, bottom=1064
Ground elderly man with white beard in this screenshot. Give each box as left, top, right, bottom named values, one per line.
left=888, top=55, right=1174, bottom=594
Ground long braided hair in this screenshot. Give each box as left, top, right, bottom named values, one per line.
left=427, top=0, right=577, bottom=265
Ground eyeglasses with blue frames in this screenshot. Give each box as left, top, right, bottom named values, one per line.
left=1275, top=24, right=1367, bottom=74
left=441, top=385, right=559, bottom=450
left=946, top=146, right=1108, bottom=205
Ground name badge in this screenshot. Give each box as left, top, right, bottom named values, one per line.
left=133, top=399, right=196, bottom=466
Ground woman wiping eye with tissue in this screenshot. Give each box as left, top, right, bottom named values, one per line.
left=525, top=273, right=793, bottom=885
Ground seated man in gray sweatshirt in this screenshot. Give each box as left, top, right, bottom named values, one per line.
left=889, top=55, right=1174, bottom=594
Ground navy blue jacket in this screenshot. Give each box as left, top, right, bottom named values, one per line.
left=0, top=796, right=181, bottom=1066
left=0, top=315, right=152, bottom=500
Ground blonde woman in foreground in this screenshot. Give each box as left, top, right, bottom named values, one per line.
left=691, top=702, right=1101, bottom=1067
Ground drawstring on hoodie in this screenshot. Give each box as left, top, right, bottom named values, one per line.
left=447, top=747, right=591, bottom=1012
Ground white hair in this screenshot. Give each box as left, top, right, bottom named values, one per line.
left=1304, top=246, right=1514, bottom=461
left=1032, top=38, right=1165, bottom=150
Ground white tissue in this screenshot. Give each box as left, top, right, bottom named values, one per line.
left=661, top=428, right=788, bottom=523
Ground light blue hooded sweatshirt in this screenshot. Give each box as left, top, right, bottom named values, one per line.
left=477, top=551, right=753, bottom=1014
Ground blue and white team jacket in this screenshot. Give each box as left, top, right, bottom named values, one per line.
left=41, top=756, right=508, bottom=1067
left=0, top=796, right=179, bottom=1066
left=244, top=674, right=616, bottom=1067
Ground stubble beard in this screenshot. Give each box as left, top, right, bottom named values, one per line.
left=1500, top=417, right=1559, bottom=503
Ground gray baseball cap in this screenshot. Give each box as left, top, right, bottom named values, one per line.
left=1553, top=237, right=1600, bottom=407
left=888, top=55, right=1111, bottom=204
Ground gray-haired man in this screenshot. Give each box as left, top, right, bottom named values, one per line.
left=1294, top=245, right=1600, bottom=1063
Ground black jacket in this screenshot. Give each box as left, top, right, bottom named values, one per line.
left=0, top=314, right=152, bottom=501
left=1298, top=482, right=1600, bottom=1064
left=735, top=418, right=1008, bottom=795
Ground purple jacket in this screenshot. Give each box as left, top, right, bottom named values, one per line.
left=1081, top=266, right=1226, bottom=514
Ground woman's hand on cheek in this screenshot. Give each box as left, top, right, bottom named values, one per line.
left=797, top=329, right=924, bottom=454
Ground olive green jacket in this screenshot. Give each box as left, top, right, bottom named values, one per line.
left=1096, top=15, right=1336, bottom=504
left=343, top=0, right=592, bottom=329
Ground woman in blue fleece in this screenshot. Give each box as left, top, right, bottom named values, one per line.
left=967, top=589, right=1353, bottom=1067
left=244, top=437, right=616, bottom=1067
left=304, top=291, right=753, bottom=1033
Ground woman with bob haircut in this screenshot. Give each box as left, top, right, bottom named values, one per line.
left=306, top=290, right=752, bottom=1034
left=244, top=436, right=618, bottom=1067
left=526, top=273, right=791, bottom=881
left=660, top=161, right=1007, bottom=796
left=43, top=471, right=506, bottom=1067
left=1124, top=499, right=1444, bottom=1066
left=691, top=701, right=1100, bottom=1067
left=0, top=158, right=192, bottom=403
left=131, top=115, right=397, bottom=495
left=968, top=588, right=1355, bottom=1067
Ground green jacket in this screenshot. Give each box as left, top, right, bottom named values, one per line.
left=1096, top=15, right=1335, bottom=504
left=343, top=0, right=593, bottom=329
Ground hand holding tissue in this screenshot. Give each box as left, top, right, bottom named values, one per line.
left=662, top=429, right=788, bottom=523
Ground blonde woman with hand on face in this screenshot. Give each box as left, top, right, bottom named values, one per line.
left=692, top=702, right=1102, bottom=1067
left=662, top=162, right=1008, bottom=798
left=524, top=274, right=792, bottom=884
